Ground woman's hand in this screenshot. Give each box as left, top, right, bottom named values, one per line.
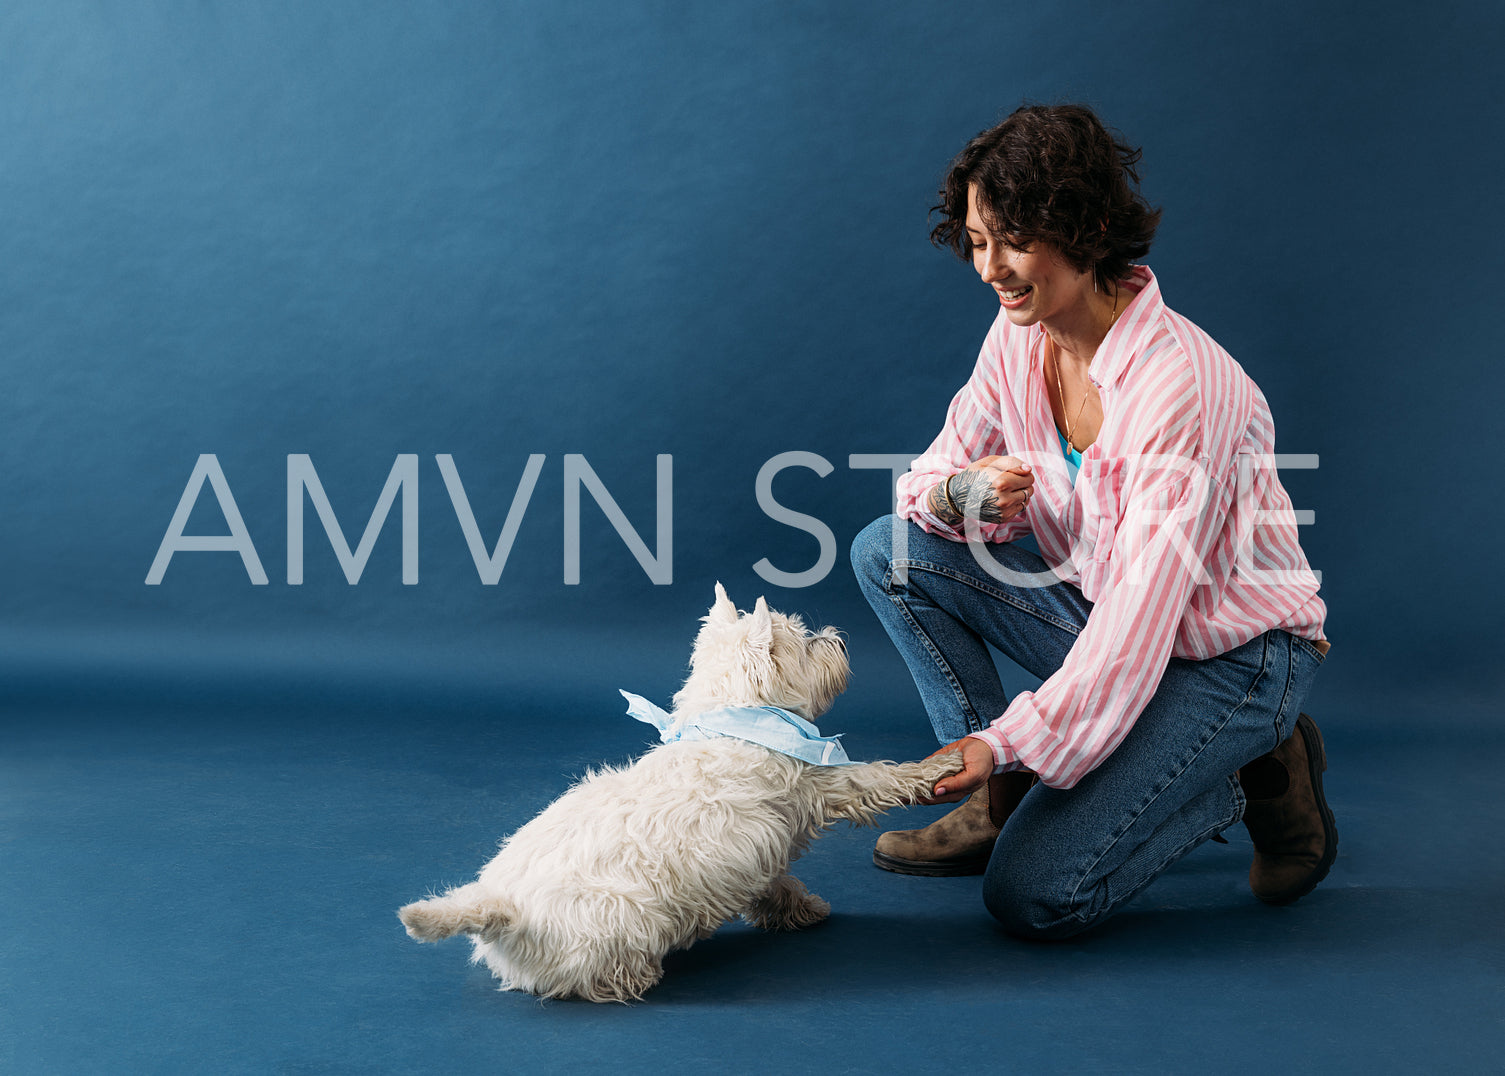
left=917, top=736, right=997, bottom=805
left=928, top=455, right=1035, bottom=526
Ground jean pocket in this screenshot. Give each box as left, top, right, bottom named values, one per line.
left=1291, top=634, right=1328, bottom=665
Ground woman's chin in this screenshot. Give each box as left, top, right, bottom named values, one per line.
left=1000, top=302, right=1040, bottom=326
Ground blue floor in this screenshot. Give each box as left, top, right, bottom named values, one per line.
left=4, top=665, right=1502, bottom=1074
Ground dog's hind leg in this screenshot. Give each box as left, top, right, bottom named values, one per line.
left=398, top=883, right=516, bottom=943
left=812, top=752, right=966, bottom=826
left=741, top=873, right=831, bottom=931
left=581, top=950, right=668, bottom=1004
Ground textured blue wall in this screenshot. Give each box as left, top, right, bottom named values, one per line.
left=2, top=1, right=1499, bottom=715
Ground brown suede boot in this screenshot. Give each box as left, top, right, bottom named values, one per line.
left=873, top=770, right=1037, bottom=876
left=1238, top=712, right=1338, bottom=905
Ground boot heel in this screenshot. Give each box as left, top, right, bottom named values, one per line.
left=1244, top=712, right=1337, bottom=904
left=1297, top=712, right=1327, bottom=773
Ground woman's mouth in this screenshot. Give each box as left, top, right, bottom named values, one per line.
left=997, top=285, right=1033, bottom=307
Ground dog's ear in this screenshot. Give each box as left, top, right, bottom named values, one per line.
left=748, top=596, right=773, bottom=650
left=710, top=581, right=738, bottom=624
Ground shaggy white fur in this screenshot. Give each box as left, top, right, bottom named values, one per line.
left=398, top=583, right=961, bottom=1003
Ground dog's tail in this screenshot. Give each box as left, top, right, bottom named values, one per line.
left=399, top=883, right=516, bottom=944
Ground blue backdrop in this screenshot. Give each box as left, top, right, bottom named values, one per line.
left=2, top=0, right=1500, bottom=721
left=5, top=5, right=1504, bottom=1074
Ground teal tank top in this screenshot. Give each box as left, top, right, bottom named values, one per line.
left=1058, top=430, right=1082, bottom=485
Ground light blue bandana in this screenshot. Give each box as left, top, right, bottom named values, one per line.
left=620, top=689, right=856, bottom=767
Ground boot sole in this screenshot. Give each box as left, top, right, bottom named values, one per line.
left=872, top=848, right=991, bottom=877
left=1257, top=711, right=1340, bottom=905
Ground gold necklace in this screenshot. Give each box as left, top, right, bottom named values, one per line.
left=1050, top=285, right=1119, bottom=454
left=1052, top=336, right=1090, bottom=453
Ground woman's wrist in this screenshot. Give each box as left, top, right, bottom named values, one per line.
left=929, top=476, right=965, bottom=525
left=931, top=469, right=1005, bottom=525
left=942, top=474, right=962, bottom=517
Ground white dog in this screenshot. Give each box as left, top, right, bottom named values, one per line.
left=398, top=584, right=960, bottom=1003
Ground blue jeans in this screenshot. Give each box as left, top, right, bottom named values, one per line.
left=851, top=515, right=1326, bottom=939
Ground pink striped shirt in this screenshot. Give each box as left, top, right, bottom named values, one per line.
left=895, top=266, right=1326, bottom=789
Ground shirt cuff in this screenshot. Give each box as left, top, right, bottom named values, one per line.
left=965, top=727, right=1021, bottom=772
left=899, top=499, right=965, bottom=542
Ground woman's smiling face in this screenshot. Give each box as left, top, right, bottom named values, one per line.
left=966, top=182, right=1090, bottom=328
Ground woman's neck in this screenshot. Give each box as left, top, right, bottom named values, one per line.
left=1043, top=284, right=1121, bottom=372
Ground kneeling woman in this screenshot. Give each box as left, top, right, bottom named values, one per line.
left=852, top=103, right=1334, bottom=938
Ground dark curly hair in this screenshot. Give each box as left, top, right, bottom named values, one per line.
left=931, top=103, right=1161, bottom=291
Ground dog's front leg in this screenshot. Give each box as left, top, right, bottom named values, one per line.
left=741, top=873, right=831, bottom=931
left=813, top=751, right=965, bottom=826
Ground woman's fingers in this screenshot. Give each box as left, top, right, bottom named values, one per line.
left=987, top=466, right=1035, bottom=516
left=992, top=473, right=1034, bottom=498
left=957, top=458, right=1035, bottom=521
left=920, top=737, right=996, bottom=804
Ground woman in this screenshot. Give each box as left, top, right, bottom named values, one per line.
left=851, top=104, right=1333, bottom=939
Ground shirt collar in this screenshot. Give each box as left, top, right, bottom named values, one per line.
left=1029, top=265, right=1164, bottom=391
left=1086, top=265, right=1163, bottom=391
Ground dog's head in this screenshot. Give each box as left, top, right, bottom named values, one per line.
left=671, top=582, right=850, bottom=721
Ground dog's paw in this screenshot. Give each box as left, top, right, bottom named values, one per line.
left=742, top=875, right=831, bottom=932
left=773, top=890, right=831, bottom=931
left=887, top=750, right=966, bottom=802
left=398, top=900, right=452, bottom=942
left=922, top=748, right=966, bottom=782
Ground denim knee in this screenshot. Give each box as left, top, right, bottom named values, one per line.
left=850, top=514, right=900, bottom=589
left=982, top=851, right=1100, bottom=941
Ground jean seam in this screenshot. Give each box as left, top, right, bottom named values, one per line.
left=893, top=559, right=1087, bottom=636
left=882, top=565, right=984, bottom=733
left=1229, top=770, right=1248, bottom=823
left=1134, top=775, right=1244, bottom=885
left=1275, top=632, right=1317, bottom=745
left=1274, top=633, right=1297, bottom=747
left=1064, top=631, right=1273, bottom=913
left=1055, top=775, right=1244, bottom=933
